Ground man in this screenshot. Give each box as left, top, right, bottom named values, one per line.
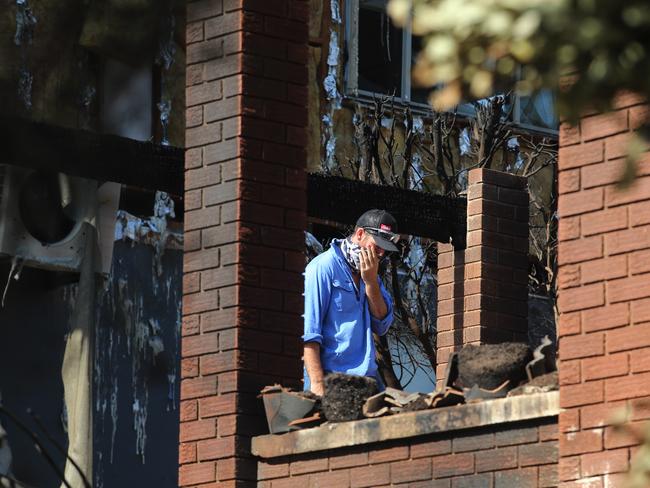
left=303, top=209, right=400, bottom=396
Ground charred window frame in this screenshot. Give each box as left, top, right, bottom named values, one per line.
left=344, top=0, right=558, bottom=135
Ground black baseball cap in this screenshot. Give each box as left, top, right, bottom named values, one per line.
left=355, top=209, right=400, bottom=252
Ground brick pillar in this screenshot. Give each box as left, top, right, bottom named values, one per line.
left=180, top=1, right=308, bottom=486
left=557, top=97, right=650, bottom=485
left=436, top=168, right=529, bottom=386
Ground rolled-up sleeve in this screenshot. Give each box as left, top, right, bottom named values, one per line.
left=370, top=279, right=393, bottom=336
left=302, top=261, right=331, bottom=344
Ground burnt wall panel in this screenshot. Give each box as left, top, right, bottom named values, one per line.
left=0, top=240, right=181, bottom=488
left=0, top=265, right=69, bottom=488
left=93, top=242, right=181, bottom=488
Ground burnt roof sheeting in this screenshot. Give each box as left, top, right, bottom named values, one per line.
left=308, top=174, right=467, bottom=246
left=0, top=117, right=183, bottom=195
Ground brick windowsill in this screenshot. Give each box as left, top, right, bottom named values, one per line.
left=252, top=391, right=559, bottom=458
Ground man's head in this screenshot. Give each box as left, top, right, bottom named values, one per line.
left=351, top=209, right=400, bottom=256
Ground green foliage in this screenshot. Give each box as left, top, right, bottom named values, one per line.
left=388, top=0, right=650, bottom=128
left=612, top=404, right=650, bottom=487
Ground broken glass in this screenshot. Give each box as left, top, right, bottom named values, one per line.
left=518, top=89, right=557, bottom=129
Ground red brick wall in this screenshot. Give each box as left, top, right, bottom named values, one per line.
left=257, top=419, right=558, bottom=488
left=436, top=168, right=529, bottom=386
left=181, top=0, right=309, bottom=485
left=557, top=97, right=650, bottom=486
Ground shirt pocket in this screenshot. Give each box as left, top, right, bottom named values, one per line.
left=331, top=279, right=356, bottom=313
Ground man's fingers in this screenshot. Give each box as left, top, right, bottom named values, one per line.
left=357, top=249, right=365, bottom=269
left=365, top=247, right=377, bottom=266
left=369, top=246, right=378, bottom=262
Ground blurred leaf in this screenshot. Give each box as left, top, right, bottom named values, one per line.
left=620, top=126, right=650, bottom=189
left=429, top=81, right=461, bottom=111
left=387, top=0, right=411, bottom=27
left=387, top=0, right=650, bottom=167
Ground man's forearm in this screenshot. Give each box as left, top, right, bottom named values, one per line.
left=365, top=282, right=388, bottom=319
left=304, top=342, right=325, bottom=395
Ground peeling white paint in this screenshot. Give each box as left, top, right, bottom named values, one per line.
left=457, top=170, right=468, bottom=191
left=80, top=85, right=96, bottom=111
left=79, top=84, right=97, bottom=129
left=14, top=0, right=36, bottom=47
left=90, top=200, right=182, bottom=473
left=322, top=0, right=344, bottom=171
left=330, top=0, right=342, bottom=23
left=412, top=117, right=424, bottom=135
left=326, top=30, right=340, bottom=69
left=132, top=394, right=148, bottom=462
left=506, top=136, right=524, bottom=172
left=322, top=114, right=337, bottom=169
left=166, top=374, right=176, bottom=412
left=157, top=100, right=171, bottom=146
left=155, top=9, right=176, bottom=147
left=109, top=382, right=118, bottom=463
left=459, top=127, right=471, bottom=156
left=14, top=0, right=36, bottom=110
left=17, top=69, right=33, bottom=110
left=148, top=319, right=165, bottom=357
left=114, top=208, right=182, bottom=252
left=96, top=452, right=103, bottom=488
left=150, top=191, right=176, bottom=279
left=323, top=30, right=342, bottom=109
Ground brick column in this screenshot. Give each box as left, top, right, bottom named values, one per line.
left=180, top=1, right=308, bottom=486
left=436, top=168, right=529, bottom=385
left=557, top=97, right=650, bottom=486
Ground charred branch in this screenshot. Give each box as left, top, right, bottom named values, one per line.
left=389, top=254, right=437, bottom=373
left=373, top=335, right=402, bottom=389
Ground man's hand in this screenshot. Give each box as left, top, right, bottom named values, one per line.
left=358, top=247, right=379, bottom=285
left=360, top=246, right=388, bottom=320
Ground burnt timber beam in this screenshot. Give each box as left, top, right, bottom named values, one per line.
left=0, top=117, right=184, bottom=195
left=307, top=174, right=467, bottom=247
left=0, top=118, right=466, bottom=245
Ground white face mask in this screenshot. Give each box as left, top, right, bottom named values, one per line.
left=341, top=238, right=362, bottom=272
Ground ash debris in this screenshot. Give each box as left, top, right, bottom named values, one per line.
left=401, top=396, right=430, bottom=412
left=321, top=373, right=378, bottom=422
left=508, top=371, right=558, bottom=397
left=458, top=343, right=532, bottom=390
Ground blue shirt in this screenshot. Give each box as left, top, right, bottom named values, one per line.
left=303, top=239, right=394, bottom=378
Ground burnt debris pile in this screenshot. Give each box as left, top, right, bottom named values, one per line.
left=259, top=338, right=557, bottom=434
left=458, top=343, right=532, bottom=389
left=321, top=373, right=378, bottom=422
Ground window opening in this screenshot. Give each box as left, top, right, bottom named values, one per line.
left=346, top=0, right=558, bottom=134
left=357, top=1, right=403, bottom=97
